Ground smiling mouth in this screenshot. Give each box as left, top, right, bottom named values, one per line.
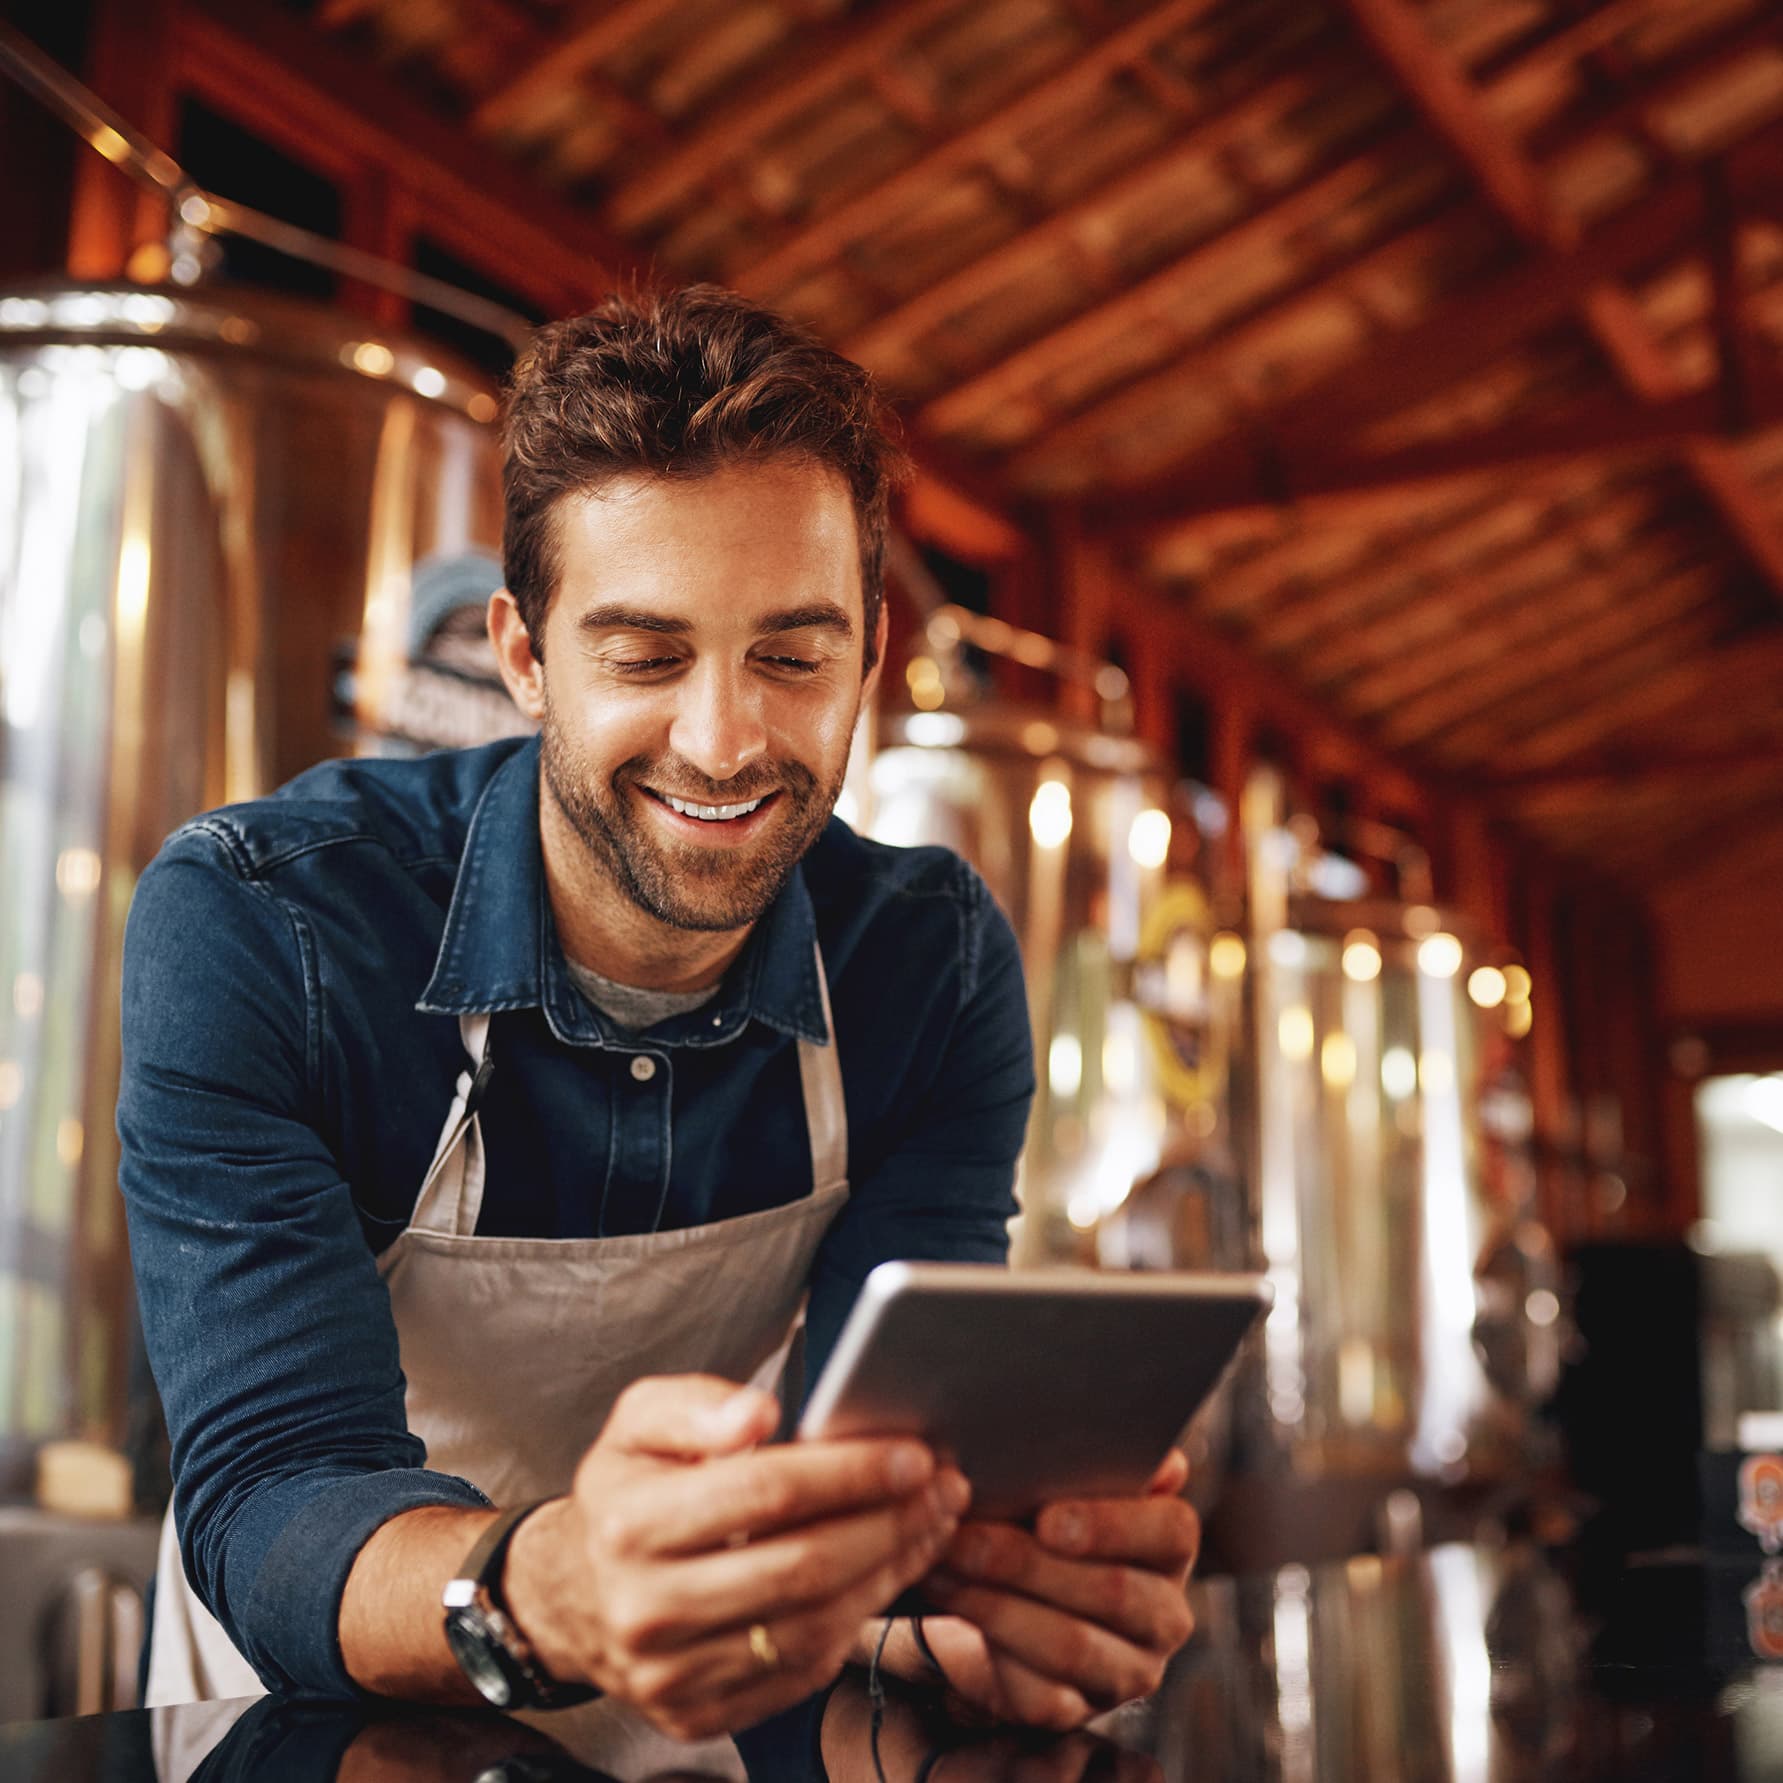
left=643, top=788, right=778, bottom=824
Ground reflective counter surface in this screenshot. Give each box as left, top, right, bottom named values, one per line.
left=5, top=1544, right=1780, bottom=1781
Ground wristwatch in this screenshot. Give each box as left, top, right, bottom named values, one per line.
left=442, top=1500, right=598, bottom=1710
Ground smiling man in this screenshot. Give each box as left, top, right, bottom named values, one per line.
left=118, top=286, right=1198, bottom=1744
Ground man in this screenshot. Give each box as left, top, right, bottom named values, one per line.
left=119, top=285, right=1198, bottom=1742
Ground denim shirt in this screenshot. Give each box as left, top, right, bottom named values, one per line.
left=117, top=736, right=1032, bottom=1697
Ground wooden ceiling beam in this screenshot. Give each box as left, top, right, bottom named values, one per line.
left=1033, top=16, right=1783, bottom=506
left=469, top=0, right=684, bottom=138
left=1337, top=0, right=1564, bottom=248
left=934, top=1, right=1679, bottom=451
left=1598, top=774, right=1783, bottom=881
left=1294, top=489, right=1665, bottom=675
left=924, top=140, right=1439, bottom=442
left=841, top=59, right=1328, bottom=368
left=1372, top=563, right=1720, bottom=745
left=1494, top=754, right=1783, bottom=818
left=1338, top=0, right=1783, bottom=612
left=177, top=0, right=645, bottom=307
left=729, top=0, right=1223, bottom=299
left=177, top=0, right=1023, bottom=557
left=1492, top=630, right=1783, bottom=771
left=602, top=0, right=965, bottom=235
left=1428, top=608, right=1733, bottom=771
left=1319, top=521, right=1696, bottom=711
left=1089, top=105, right=1783, bottom=539
left=1086, top=369, right=1783, bottom=534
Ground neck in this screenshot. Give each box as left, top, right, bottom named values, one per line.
left=537, top=781, right=751, bottom=993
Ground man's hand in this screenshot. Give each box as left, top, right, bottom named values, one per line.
left=504, top=1374, right=969, bottom=1742
left=860, top=1451, right=1198, bottom=1730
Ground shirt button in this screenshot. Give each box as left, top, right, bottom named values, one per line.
left=629, top=1055, right=657, bottom=1083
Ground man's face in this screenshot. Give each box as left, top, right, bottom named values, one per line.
left=523, top=460, right=877, bottom=934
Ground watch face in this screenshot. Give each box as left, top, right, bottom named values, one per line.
left=445, top=1606, right=519, bottom=1708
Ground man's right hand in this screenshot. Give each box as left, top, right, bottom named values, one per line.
left=504, top=1374, right=970, bottom=1741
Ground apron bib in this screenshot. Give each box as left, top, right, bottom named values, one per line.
left=147, top=943, right=850, bottom=1724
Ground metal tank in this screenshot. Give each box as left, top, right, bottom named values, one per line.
left=864, top=606, right=1189, bottom=1267
left=0, top=284, right=511, bottom=1492
left=1195, top=766, right=1561, bottom=1571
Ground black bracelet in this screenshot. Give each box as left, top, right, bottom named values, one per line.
left=909, top=1616, right=958, bottom=1696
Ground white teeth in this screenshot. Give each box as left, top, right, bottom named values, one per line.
left=662, top=793, right=765, bottom=821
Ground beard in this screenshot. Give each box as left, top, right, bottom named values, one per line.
left=538, top=693, right=849, bottom=933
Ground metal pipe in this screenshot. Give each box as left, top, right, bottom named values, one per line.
left=0, top=22, right=536, bottom=349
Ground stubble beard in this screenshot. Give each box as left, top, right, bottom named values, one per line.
left=538, top=691, right=849, bottom=934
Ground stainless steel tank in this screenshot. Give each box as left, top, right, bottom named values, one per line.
left=867, top=676, right=1181, bottom=1264
left=0, top=284, right=510, bottom=1490
left=1193, top=767, right=1560, bottom=1570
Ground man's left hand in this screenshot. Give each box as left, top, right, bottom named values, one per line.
left=901, top=1449, right=1198, bottom=1730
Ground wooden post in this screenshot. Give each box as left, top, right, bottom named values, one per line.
left=340, top=167, right=416, bottom=332
left=66, top=0, right=179, bottom=281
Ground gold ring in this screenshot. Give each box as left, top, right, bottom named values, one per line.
left=748, top=1622, right=780, bottom=1670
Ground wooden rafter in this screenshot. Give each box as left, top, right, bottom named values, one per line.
left=1497, top=754, right=1783, bottom=820
left=1600, top=773, right=1783, bottom=879
left=1357, top=554, right=1715, bottom=730
left=1266, top=486, right=1655, bottom=659
left=840, top=57, right=1331, bottom=366
left=1316, top=515, right=1696, bottom=702
left=728, top=0, right=1225, bottom=299
left=1335, top=0, right=1783, bottom=614
left=1007, top=7, right=1783, bottom=491
left=178, top=0, right=643, bottom=307
left=1488, top=740, right=1783, bottom=793
left=602, top=0, right=965, bottom=235
left=923, top=0, right=1699, bottom=449
left=176, top=0, right=1020, bottom=562
left=1086, top=109, right=1783, bottom=538
left=1484, top=629, right=1783, bottom=771
left=1088, top=369, right=1783, bottom=534
left=469, top=0, right=685, bottom=137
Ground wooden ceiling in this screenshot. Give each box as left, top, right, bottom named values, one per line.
left=291, top=0, right=1783, bottom=886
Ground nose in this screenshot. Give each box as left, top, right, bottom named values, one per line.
left=668, top=660, right=768, bottom=783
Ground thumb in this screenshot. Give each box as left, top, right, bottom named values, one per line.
left=598, top=1374, right=780, bottom=1459
left=1146, top=1448, right=1190, bottom=1496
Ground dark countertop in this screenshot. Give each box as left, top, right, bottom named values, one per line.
left=4, top=1543, right=1780, bottom=1781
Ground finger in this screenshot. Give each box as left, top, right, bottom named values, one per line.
left=941, top=1524, right=1194, bottom=1652
left=597, top=1375, right=781, bottom=1459
left=920, top=1577, right=1166, bottom=1709
left=1145, top=1448, right=1190, bottom=1496
left=1033, top=1493, right=1201, bottom=1572
left=600, top=1443, right=954, bottom=1558
left=979, top=1648, right=1095, bottom=1733
left=611, top=1478, right=969, bottom=1646
left=625, top=1515, right=959, bottom=1724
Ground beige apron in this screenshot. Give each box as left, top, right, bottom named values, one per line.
left=146, top=942, right=851, bottom=1724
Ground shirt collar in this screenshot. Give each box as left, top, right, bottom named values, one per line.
left=417, top=737, right=831, bottom=1050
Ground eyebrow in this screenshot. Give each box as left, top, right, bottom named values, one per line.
left=577, top=602, right=856, bottom=640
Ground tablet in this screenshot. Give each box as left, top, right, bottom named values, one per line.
left=798, top=1262, right=1271, bottom=1519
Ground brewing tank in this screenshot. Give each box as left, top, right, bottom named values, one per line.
left=0, top=284, right=509, bottom=1490
left=868, top=702, right=1186, bottom=1263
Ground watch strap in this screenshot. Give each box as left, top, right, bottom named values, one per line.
left=445, top=1500, right=596, bottom=1708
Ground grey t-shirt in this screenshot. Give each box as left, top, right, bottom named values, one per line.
left=564, top=956, right=720, bottom=1031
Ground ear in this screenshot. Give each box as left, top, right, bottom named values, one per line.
left=488, top=589, right=545, bottom=721
left=860, top=599, right=890, bottom=708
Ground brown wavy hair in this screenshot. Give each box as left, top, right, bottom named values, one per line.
left=501, top=284, right=908, bottom=670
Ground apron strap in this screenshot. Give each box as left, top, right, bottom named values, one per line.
left=410, top=1013, right=492, bottom=1237
left=415, top=942, right=843, bottom=1239
left=797, top=941, right=848, bottom=1195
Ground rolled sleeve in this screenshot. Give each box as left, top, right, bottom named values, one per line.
left=119, top=830, right=486, bottom=1696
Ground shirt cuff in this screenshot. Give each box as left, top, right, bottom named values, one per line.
left=234, top=1467, right=492, bottom=1698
